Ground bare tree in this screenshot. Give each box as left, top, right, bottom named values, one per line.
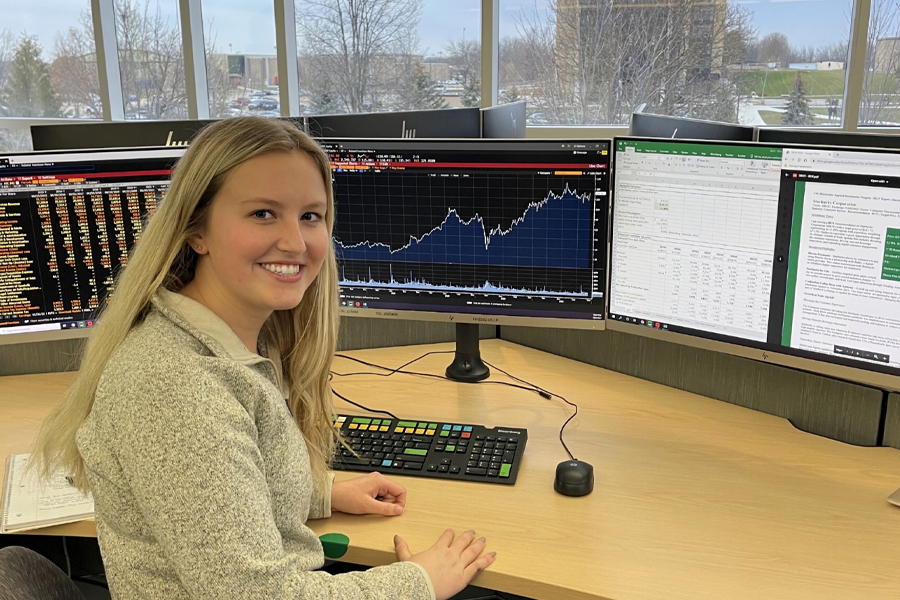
left=115, top=0, right=187, bottom=119
left=758, top=33, right=790, bottom=68
left=50, top=11, right=102, bottom=118
left=0, top=29, right=16, bottom=93
left=508, top=0, right=753, bottom=125
left=861, top=0, right=900, bottom=125
left=296, top=0, right=423, bottom=113
left=204, top=25, right=234, bottom=119
left=52, top=0, right=194, bottom=120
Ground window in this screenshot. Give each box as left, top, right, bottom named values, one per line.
left=114, top=0, right=187, bottom=120
left=294, top=0, right=480, bottom=115
left=861, top=0, right=900, bottom=126
left=500, top=0, right=851, bottom=127
left=201, top=0, right=277, bottom=118
left=1, top=1, right=100, bottom=121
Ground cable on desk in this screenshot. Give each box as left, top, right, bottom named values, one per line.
left=483, top=360, right=578, bottom=462
left=332, top=351, right=452, bottom=377
left=330, top=351, right=580, bottom=461
left=331, top=389, right=399, bottom=421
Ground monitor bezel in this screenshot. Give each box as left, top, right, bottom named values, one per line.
left=607, top=136, right=900, bottom=391
left=326, top=137, right=612, bottom=332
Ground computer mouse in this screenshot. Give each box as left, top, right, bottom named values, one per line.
left=554, top=459, right=594, bottom=497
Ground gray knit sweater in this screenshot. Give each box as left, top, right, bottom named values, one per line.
left=76, top=289, right=434, bottom=600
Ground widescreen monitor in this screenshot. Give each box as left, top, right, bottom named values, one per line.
left=0, top=146, right=185, bottom=345
left=306, top=107, right=480, bottom=139
left=324, top=138, right=610, bottom=380
left=629, top=112, right=755, bottom=142
left=608, top=137, right=900, bottom=389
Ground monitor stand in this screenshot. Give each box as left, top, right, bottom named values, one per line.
left=445, top=323, right=490, bottom=382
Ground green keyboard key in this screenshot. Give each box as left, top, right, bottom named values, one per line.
left=404, top=448, right=428, bottom=456
left=499, top=464, right=511, bottom=478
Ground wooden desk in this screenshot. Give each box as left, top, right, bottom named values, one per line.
left=3, top=340, right=899, bottom=600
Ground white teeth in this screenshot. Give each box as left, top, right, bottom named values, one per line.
left=261, top=263, right=300, bottom=276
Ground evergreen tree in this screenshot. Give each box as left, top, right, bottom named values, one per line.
left=309, top=88, right=343, bottom=115
left=782, top=72, right=813, bottom=126
left=460, top=76, right=480, bottom=107
left=505, top=86, right=521, bottom=103
left=408, top=66, right=447, bottom=110
left=1, top=34, right=60, bottom=117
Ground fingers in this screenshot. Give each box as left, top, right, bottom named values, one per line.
left=449, top=529, right=477, bottom=553
left=394, top=534, right=412, bottom=561
left=372, top=472, right=407, bottom=501
left=364, top=495, right=404, bottom=516
left=463, top=550, right=497, bottom=580
left=459, top=535, right=487, bottom=564
left=434, top=528, right=456, bottom=549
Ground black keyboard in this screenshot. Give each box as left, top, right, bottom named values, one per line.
left=332, top=415, right=527, bottom=485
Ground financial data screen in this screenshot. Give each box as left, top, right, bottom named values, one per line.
left=325, top=139, right=609, bottom=325
left=609, top=138, right=900, bottom=377
left=0, top=148, right=183, bottom=340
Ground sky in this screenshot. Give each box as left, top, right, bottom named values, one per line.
left=6, top=0, right=852, bottom=61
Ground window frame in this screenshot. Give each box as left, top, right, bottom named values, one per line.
left=0, top=0, right=884, bottom=140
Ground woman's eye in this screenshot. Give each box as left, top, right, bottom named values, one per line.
left=302, top=212, right=323, bottom=221
left=252, top=210, right=274, bottom=219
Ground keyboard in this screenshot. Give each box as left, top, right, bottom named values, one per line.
left=332, top=415, right=527, bottom=485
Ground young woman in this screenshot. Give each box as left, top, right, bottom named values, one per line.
left=32, top=117, right=495, bottom=600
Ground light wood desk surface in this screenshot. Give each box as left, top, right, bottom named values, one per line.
left=2, top=339, right=899, bottom=600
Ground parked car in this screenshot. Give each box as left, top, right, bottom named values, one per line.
left=248, top=98, right=278, bottom=111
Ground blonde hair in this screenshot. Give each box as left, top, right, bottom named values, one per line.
left=31, top=117, right=340, bottom=492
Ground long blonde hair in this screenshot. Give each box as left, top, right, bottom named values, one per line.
left=31, top=117, right=340, bottom=492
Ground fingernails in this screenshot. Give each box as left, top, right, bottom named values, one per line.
left=489, top=552, right=497, bottom=558
left=393, top=534, right=400, bottom=545
left=393, top=505, right=403, bottom=515
left=478, top=537, right=486, bottom=543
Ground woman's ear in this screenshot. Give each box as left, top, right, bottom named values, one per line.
left=186, top=235, right=208, bottom=255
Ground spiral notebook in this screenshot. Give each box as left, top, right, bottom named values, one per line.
left=1, top=453, right=94, bottom=533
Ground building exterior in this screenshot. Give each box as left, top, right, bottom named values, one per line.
left=875, top=38, right=900, bottom=73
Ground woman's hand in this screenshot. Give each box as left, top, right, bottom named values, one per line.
left=331, top=472, right=407, bottom=516
left=394, top=529, right=496, bottom=600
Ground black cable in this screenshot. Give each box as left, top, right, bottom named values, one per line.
left=330, top=351, right=580, bottom=461
left=484, top=360, right=578, bottom=461
left=332, top=350, right=452, bottom=377
left=331, top=389, right=399, bottom=421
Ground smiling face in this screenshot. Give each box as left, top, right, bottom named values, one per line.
left=182, top=150, right=330, bottom=348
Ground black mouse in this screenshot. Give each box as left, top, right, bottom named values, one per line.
left=554, top=459, right=594, bottom=496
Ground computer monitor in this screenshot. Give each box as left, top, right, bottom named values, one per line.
left=757, top=127, right=900, bottom=149
left=608, top=137, right=900, bottom=389
left=30, top=120, right=218, bottom=151
left=482, top=102, right=527, bottom=139
left=306, top=108, right=481, bottom=139
left=0, top=146, right=185, bottom=345
left=325, top=138, right=610, bottom=381
left=629, top=113, right=755, bottom=142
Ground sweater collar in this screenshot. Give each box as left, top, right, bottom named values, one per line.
left=151, top=289, right=284, bottom=392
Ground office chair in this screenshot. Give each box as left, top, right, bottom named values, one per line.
left=0, top=546, right=86, bottom=600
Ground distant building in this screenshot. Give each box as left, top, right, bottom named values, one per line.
left=788, top=63, right=817, bottom=71
left=875, top=38, right=900, bottom=73
left=816, top=61, right=844, bottom=71
left=554, top=0, right=728, bottom=98
left=227, top=54, right=278, bottom=87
